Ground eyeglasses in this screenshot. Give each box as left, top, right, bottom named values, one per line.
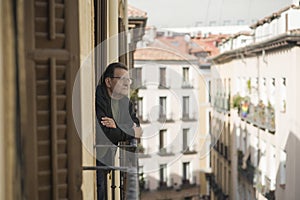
left=110, top=76, right=133, bottom=84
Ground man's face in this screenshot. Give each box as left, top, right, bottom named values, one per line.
left=106, top=68, right=131, bottom=98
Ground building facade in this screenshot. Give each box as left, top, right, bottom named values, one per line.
left=210, top=4, right=300, bottom=200
left=133, top=31, right=214, bottom=199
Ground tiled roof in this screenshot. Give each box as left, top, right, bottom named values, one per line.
left=156, top=36, right=190, bottom=55
left=191, top=37, right=220, bottom=57
left=128, top=5, right=147, bottom=18
left=134, top=39, right=197, bottom=61
left=134, top=34, right=226, bottom=61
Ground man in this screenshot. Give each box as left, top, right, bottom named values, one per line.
left=95, top=62, right=142, bottom=200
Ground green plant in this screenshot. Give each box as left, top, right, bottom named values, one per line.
left=247, top=79, right=251, bottom=94
left=130, top=89, right=139, bottom=101
left=137, top=143, right=145, bottom=153
left=283, top=100, right=286, bottom=112
left=232, top=93, right=243, bottom=108
left=267, top=100, right=273, bottom=109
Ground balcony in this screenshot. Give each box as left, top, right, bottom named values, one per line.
left=158, top=83, right=170, bottom=89
left=224, top=145, right=229, bottom=161
left=208, top=174, right=229, bottom=199
left=238, top=100, right=276, bottom=133
left=238, top=150, right=255, bottom=184
left=182, top=81, right=194, bottom=89
left=181, top=113, right=196, bottom=122
left=85, top=142, right=139, bottom=199
left=157, top=147, right=174, bottom=156
left=213, top=141, right=230, bottom=162
left=182, top=148, right=197, bottom=155
left=139, top=174, right=149, bottom=192
left=157, top=181, right=173, bottom=190
left=137, top=116, right=150, bottom=124
left=180, top=179, right=197, bottom=189
left=137, top=145, right=151, bottom=158
left=158, top=114, right=175, bottom=123
left=213, top=95, right=230, bottom=114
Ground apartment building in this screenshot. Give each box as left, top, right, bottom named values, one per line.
left=132, top=30, right=218, bottom=199
left=210, top=4, right=300, bottom=200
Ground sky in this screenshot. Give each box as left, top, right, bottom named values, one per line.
left=128, top=0, right=294, bottom=28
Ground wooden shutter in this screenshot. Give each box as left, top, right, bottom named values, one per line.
left=23, top=0, right=82, bottom=199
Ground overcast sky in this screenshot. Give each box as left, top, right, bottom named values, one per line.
left=128, top=0, right=293, bottom=28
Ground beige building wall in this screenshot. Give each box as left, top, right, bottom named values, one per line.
left=0, top=1, right=4, bottom=199
left=198, top=72, right=211, bottom=196
left=0, top=0, right=19, bottom=199
left=294, top=47, right=300, bottom=200
left=78, top=1, right=97, bottom=200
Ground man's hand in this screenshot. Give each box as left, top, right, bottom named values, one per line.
left=133, top=123, right=142, bottom=138
left=101, top=117, right=116, bottom=128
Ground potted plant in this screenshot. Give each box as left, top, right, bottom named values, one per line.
left=232, top=93, right=243, bottom=109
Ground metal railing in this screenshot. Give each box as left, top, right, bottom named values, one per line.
left=83, top=141, right=139, bottom=200
left=239, top=103, right=276, bottom=133
left=213, top=95, right=230, bottom=113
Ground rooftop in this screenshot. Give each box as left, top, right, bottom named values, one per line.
left=128, top=5, right=147, bottom=19
left=134, top=39, right=197, bottom=61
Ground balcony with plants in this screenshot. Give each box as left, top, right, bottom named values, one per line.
left=232, top=94, right=276, bottom=134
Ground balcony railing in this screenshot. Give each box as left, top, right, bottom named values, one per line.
left=213, top=95, right=230, bottom=113
left=180, top=179, right=197, bottom=189
left=182, top=144, right=197, bottom=155
left=213, top=141, right=230, bottom=162
left=182, top=81, right=194, bottom=89
left=158, top=114, right=174, bottom=123
left=137, top=145, right=151, bottom=158
left=224, top=145, right=229, bottom=160
left=181, top=114, right=196, bottom=122
left=137, top=115, right=150, bottom=124
left=157, top=181, right=173, bottom=190
left=208, top=174, right=229, bottom=199
left=83, top=141, right=139, bottom=199
left=158, top=147, right=175, bottom=156
left=238, top=150, right=255, bottom=184
left=158, top=83, right=170, bottom=89
left=139, top=176, right=149, bottom=192
left=238, top=102, right=276, bottom=133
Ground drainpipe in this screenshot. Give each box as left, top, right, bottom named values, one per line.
left=257, top=55, right=260, bottom=101
left=108, top=0, right=119, bottom=63
left=262, top=49, right=267, bottom=64
left=240, top=53, right=246, bottom=64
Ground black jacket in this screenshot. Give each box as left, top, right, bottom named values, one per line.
left=96, top=84, right=140, bottom=145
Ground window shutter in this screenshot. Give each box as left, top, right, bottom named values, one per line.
left=23, top=0, right=82, bottom=199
